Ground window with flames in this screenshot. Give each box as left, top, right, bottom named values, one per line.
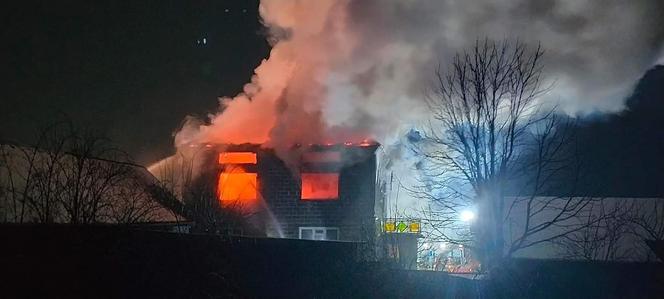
left=301, top=151, right=340, bottom=201
left=217, top=152, right=258, bottom=206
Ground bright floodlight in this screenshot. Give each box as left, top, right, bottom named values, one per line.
left=460, top=210, right=476, bottom=222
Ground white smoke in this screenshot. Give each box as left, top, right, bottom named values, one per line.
left=166, top=0, right=664, bottom=213
left=340, top=0, right=664, bottom=117
left=176, top=0, right=664, bottom=151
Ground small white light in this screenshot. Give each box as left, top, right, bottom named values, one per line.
left=460, top=210, right=476, bottom=222
left=203, top=38, right=207, bottom=44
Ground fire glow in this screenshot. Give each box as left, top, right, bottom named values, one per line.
left=219, top=152, right=258, bottom=164
left=217, top=152, right=259, bottom=210
left=301, top=173, right=339, bottom=200
left=215, top=146, right=359, bottom=207
left=173, top=0, right=380, bottom=157
left=300, top=148, right=342, bottom=200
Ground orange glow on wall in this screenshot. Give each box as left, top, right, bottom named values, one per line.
left=301, top=173, right=339, bottom=200
left=218, top=152, right=257, bottom=164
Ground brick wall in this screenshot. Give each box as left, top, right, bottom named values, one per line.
left=255, top=146, right=377, bottom=241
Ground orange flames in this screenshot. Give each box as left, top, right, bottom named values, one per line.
left=215, top=142, right=376, bottom=208
left=301, top=173, right=339, bottom=200
left=219, top=152, right=258, bottom=164
left=218, top=169, right=258, bottom=201
left=300, top=147, right=343, bottom=200
left=172, top=0, right=377, bottom=155
left=217, top=152, right=259, bottom=211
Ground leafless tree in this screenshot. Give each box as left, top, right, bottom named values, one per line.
left=0, top=121, right=164, bottom=224
left=147, top=150, right=254, bottom=235
left=552, top=200, right=635, bottom=261
left=184, top=178, right=253, bottom=234
left=57, top=130, right=132, bottom=223
left=1, top=122, right=72, bottom=223
left=105, top=167, right=166, bottom=224
left=1, top=143, right=26, bottom=222
left=628, top=200, right=664, bottom=242
left=416, top=39, right=596, bottom=270
left=625, top=200, right=664, bottom=261
left=553, top=198, right=664, bottom=262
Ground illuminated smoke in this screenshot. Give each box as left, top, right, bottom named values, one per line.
left=174, top=0, right=664, bottom=155
left=176, top=0, right=368, bottom=153
left=155, top=0, right=664, bottom=217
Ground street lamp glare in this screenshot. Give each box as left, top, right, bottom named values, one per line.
left=460, top=210, right=476, bottom=222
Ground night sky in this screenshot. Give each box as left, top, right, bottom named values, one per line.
left=1, top=0, right=269, bottom=164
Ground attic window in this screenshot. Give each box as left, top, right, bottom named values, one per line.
left=301, top=173, right=339, bottom=200
left=218, top=152, right=257, bottom=164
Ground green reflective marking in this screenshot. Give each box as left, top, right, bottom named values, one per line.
left=397, top=221, right=407, bottom=232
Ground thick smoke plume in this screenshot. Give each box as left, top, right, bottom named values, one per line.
left=176, top=0, right=664, bottom=154
left=157, top=0, right=664, bottom=216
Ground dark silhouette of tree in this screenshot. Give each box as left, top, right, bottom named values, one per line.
left=147, top=150, right=254, bottom=235
left=552, top=198, right=664, bottom=262
left=552, top=200, right=634, bottom=261
left=626, top=200, right=664, bottom=261
left=416, top=39, right=596, bottom=271
left=0, top=121, right=164, bottom=224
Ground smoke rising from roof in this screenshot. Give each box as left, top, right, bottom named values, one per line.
left=175, top=0, right=664, bottom=153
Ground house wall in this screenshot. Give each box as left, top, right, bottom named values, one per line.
left=247, top=146, right=377, bottom=241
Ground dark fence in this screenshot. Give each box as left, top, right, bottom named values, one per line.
left=1, top=224, right=365, bottom=298
left=1, top=224, right=663, bottom=298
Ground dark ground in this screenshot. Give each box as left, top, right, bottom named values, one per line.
left=1, top=225, right=663, bottom=298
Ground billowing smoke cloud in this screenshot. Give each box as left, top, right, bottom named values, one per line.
left=176, top=0, right=371, bottom=152
left=341, top=0, right=664, bottom=116
left=160, top=0, right=664, bottom=216
left=175, top=0, right=664, bottom=154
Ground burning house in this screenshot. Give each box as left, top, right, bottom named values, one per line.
left=186, top=142, right=379, bottom=242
